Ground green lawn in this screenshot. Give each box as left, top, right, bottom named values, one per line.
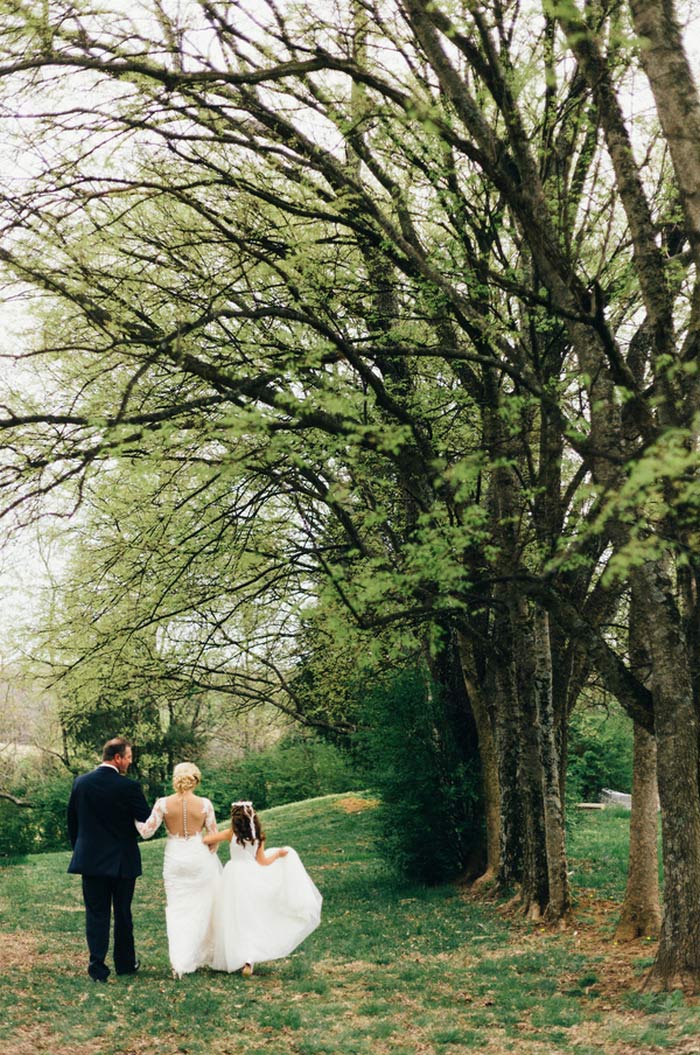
left=0, top=794, right=697, bottom=1055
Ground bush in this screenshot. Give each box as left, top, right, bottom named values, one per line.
left=567, top=699, right=633, bottom=803
left=0, top=798, right=35, bottom=859
left=28, top=770, right=75, bottom=851
left=355, top=668, right=484, bottom=884
left=0, top=761, right=76, bottom=857
left=202, top=733, right=360, bottom=818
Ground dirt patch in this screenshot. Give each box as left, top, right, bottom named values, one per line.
left=3, top=1026, right=104, bottom=1055
left=1, top=931, right=50, bottom=969
left=461, top=884, right=656, bottom=997
left=4, top=1030, right=206, bottom=1055
left=335, top=796, right=380, bottom=814
left=566, top=1013, right=700, bottom=1055
left=0, top=930, right=83, bottom=971
left=315, top=957, right=379, bottom=975
left=563, top=892, right=657, bottom=1000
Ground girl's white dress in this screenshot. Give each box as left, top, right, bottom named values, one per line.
left=136, top=797, right=223, bottom=976
left=210, top=837, right=322, bottom=972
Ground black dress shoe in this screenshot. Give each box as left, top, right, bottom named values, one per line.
left=116, top=960, right=140, bottom=976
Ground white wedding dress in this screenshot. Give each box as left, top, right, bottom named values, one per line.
left=136, top=796, right=222, bottom=976
left=210, top=838, right=322, bottom=973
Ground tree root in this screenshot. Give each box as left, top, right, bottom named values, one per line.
left=468, top=868, right=498, bottom=894
left=641, top=967, right=700, bottom=994
left=614, top=911, right=661, bottom=943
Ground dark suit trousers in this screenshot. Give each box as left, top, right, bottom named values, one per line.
left=82, top=875, right=138, bottom=979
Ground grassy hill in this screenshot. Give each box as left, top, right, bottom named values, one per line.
left=0, top=793, right=698, bottom=1055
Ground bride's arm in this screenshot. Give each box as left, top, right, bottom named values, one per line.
left=134, top=798, right=165, bottom=839
left=202, top=798, right=223, bottom=852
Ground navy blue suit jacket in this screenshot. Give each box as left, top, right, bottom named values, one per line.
left=67, top=765, right=151, bottom=878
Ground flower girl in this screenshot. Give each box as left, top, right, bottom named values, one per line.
left=203, top=800, right=322, bottom=976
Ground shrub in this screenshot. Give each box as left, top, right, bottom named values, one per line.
left=355, top=668, right=484, bottom=884
left=0, top=761, right=76, bottom=856
left=567, top=699, right=633, bottom=803
left=27, top=770, right=75, bottom=851
left=202, top=733, right=360, bottom=817
left=0, top=799, right=34, bottom=859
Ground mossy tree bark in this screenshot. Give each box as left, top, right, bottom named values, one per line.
left=638, top=562, right=700, bottom=989
left=616, top=591, right=661, bottom=942
left=615, top=721, right=661, bottom=941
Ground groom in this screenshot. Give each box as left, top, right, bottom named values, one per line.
left=67, top=737, right=151, bottom=982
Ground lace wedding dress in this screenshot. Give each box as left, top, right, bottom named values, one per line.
left=136, top=795, right=222, bottom=976
left=210, top=838, right=322, bottom=973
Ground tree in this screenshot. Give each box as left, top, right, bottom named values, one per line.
left=615, top=593, right=661, bottom=941
left=0, top=0, right=699, bottom=981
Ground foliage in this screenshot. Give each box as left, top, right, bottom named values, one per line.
left=202, top=732, right=361, bottom=815
left=43, top=452, right=322, bottom=758
left=567, top=699, right=634, bottom=803
left=0, top=799, right=34, bottom=858
left=356, top=668, right=484, bottom=884
left=25, top=767, right=75, bottom=852
left=60, top=677, right=207, bottom=800
left=0, top=760, right=74, bottom=857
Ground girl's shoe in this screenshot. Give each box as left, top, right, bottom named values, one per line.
left=241, top=963, right=254, bottom=977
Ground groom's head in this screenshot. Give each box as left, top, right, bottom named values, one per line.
left=103, top=737, right=133, bottom=775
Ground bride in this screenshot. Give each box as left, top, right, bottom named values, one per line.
left=135, top=762, right=222, bottom=977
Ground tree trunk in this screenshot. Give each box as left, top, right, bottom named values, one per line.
left=636, top=562, right=700, bottom=989
left=629, top=0, right=700, bottom=256
left=616, top=590, right=661, bottom=941
left=615, top=721, right=661, bottom=941
left=534, top=609, right=571, bottom=925
left=457, top=630, right=501, bottom=886
left=494, top=635, right=525, bottom=890
left=512, top=601, right=549, bottom=920
left=427, top=630, right=487, bottom=881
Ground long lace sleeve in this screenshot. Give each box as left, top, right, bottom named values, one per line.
left=203, top=798, right=219, bottom=835
left=135, top=797, right=165, bottom=839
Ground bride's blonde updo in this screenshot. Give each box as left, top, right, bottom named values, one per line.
left=172, top=762, right=201, bottom=795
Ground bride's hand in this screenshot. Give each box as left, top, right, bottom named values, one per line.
left=278, top=848, right=289, bottom=858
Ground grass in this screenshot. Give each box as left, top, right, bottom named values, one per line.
left=1, top=793, right=699, bottom=1055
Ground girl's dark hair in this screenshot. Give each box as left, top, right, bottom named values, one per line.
left=230, top=803, right=265, bottom=847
